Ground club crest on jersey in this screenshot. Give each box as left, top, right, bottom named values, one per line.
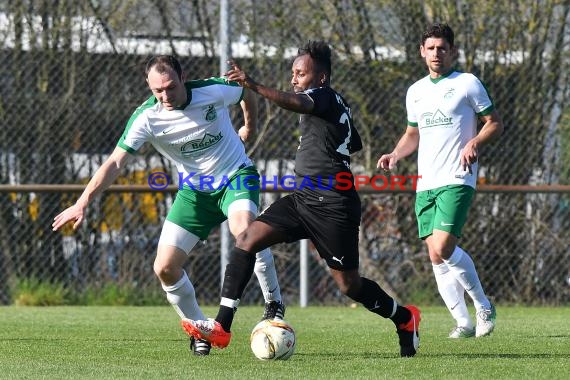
left=203, top=104, right=217, bottom=122
left=444, top=88, right=455, bottom=99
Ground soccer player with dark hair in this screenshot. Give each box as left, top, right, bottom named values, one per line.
left=182, top=41, right=421, bottom=357
left=378, top=23, right=503, bottom=338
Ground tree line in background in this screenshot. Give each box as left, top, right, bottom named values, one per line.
left=0, top=0, right=568, bottom=305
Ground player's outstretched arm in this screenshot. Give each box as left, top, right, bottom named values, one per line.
left=225, top=60, right=313, bottom=114
left=52, top=147, right=131, bottom=231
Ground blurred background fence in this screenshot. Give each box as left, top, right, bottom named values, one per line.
left=0, top=0, right=569, bottom=307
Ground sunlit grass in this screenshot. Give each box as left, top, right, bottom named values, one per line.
left=0, top=306, right=568, bottom=379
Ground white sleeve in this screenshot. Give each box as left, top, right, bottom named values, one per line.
left=466, top=74, right=494, bottom=114
left=405, top=86, right=418, bottom=126
left=117, top=110, right=152, bottom=153
left=220, top=83, right=244, bottom=107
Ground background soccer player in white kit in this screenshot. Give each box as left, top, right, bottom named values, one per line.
left=52, top=55, right=284, bottom=355
left=378, top=23, right=503, bottom=339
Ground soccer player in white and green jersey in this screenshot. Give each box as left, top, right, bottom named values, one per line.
left=52, top=55, right=284, bottom=355
left=378, top=23, right=503, bottom=339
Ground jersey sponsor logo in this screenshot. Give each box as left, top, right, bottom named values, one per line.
left=203, top=104, right=217, bottom=122
left=180, top=132, right=223, bottom=156
left=420, top=109, right=453, bottom=128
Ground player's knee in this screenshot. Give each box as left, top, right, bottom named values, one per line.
left=153, top=260, right=178, bottom=284
left=344, top=284, right=362, bottom=299
left=335, top=277, right=361, bottom=298
left=430, top=246, right=454, bottom=261
left=427, top=233, right=457, bottom=261
left=152, top=261, right=166, bottom=279
left=235, top=230, right=256, bottom=251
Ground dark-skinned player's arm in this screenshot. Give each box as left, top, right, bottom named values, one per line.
left=225, top=60, right=314, bottom=114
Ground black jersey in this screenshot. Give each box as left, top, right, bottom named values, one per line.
left=294, top=87, right=362, bottom=188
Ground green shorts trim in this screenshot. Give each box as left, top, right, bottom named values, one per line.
left=415, top=184, right=475, bottom=239
left=166, top=166, right=260, bottom=240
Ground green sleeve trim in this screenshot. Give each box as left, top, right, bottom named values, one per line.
left=116, top=96, right=156, bottom=154
left=477, top=105, right=495, bottom=116
left=408, top=121, right=419, bottom=127
left=116, top=142, right=137, bottom=154
left=478, top=77, right=496, bottom=114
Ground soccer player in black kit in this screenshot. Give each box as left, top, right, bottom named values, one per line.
left=182, top=41, right=421, bottom=357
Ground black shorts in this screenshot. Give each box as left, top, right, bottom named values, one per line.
left=257, top=188, right=361, bottom=271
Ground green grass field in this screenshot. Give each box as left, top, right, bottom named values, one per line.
left=0, top=305, right=568, bottom=379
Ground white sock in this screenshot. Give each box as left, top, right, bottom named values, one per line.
left=444, top=246, right=491, bottom=311
left=254, top=248, right=282, bottom=303
left=162, top=270, right=205, bottom=320
left=432, top=262, right=473, bottom=328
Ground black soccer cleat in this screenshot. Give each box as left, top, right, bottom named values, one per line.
left=190, top=336, right=211, bottom=356
left=261, top=301, right=286, bottom=321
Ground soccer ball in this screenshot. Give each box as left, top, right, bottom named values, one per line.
left=250, top=319, right=296, bottom=360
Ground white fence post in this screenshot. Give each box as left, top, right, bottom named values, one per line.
left=300, top=239, right=309, bottom=307
left=219, top=0, right=231, bottom=288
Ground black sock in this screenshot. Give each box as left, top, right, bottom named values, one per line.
left=351, top=277, right=411, bottom=325
left=215, top=247, right=256, bottom=332
left=216, top=306, right=235, bottom=332
left=391, top=305, right=412, bottom=327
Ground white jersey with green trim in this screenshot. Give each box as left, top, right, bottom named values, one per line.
left=117, top=77, right=251, bottom=190
left=406, top=70, right=495, bottom=192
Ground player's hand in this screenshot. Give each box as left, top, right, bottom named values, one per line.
left=377, top=153, right=398, bottom=172
left=460, top=140, right=479, bottom=174
left=52, top=204, right=85, bottom=231
left=225, top=60, right=252, bottom=88
left=238, top=125, right=254, bottom=142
